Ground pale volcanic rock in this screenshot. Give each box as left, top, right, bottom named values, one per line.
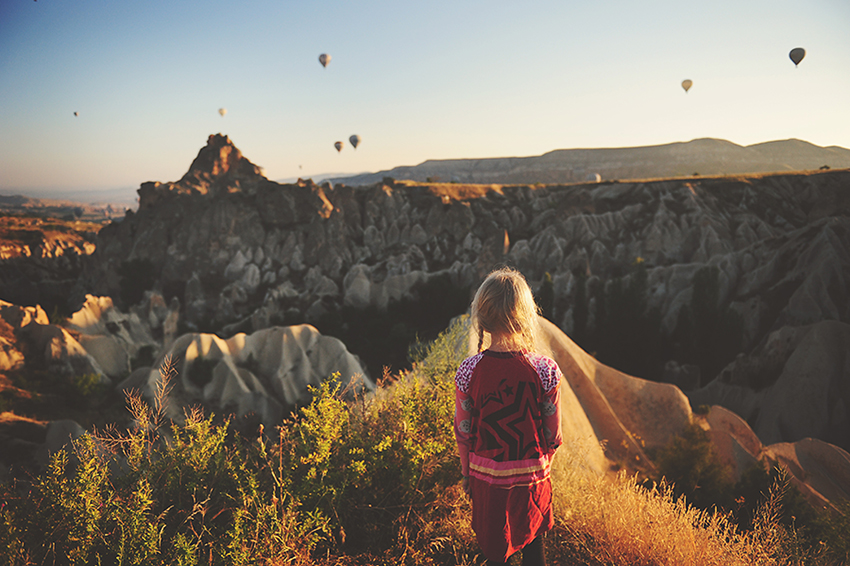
left=129, top=324, right=373, bottom=427
left=343, top=264, right=371, bottom=309
left=76, top=335, right=129, bottom=379
left=19, top=323, right=107, bottom=383
left=528, top=318, right=850, bottom=509
left=704, top=405, right=763, bottom=481
left=0, top=299, right=105, bottom=381
left=765, top=439, right=850, bottom=505
left=68, top=295, right=116, bottom=332
left=701, top=405, right=850, bottom=509
left=0, top=337, right=24, bottom=371
left=224, top=250, right=250, bottom=281
left=81, top=134, right=850, bottom=346
left=0, top=301, right=49, bottom=329
left=690, top=320, right=850, bottom=453
left=65, top=294, right=170, bottom=379
left=533, top=317, right=686, bottom=472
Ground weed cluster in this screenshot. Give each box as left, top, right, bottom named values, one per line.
left=0, top=321, right=476, bottom=565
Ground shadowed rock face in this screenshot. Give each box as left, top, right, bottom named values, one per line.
left=689, top=320, right=850, bottom=452
left=75, top=135, right=850, bottom=450
left=79, top=136, right=850, bottom=334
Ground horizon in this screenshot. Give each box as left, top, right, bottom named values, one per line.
left=2, top=134, right=848, bottom=203
left=3, top=0, right=850, bottom=195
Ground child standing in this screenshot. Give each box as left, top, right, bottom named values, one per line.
left=454, top=267, right=563, bottom=566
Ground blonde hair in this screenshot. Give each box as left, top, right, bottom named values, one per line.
left=471, top=267, right=540, bottom=353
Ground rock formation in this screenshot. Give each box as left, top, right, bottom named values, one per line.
left=120, top=324, right=373, bottom=428
left=537, top=317, right=850, bottom=511
left=689, top=320, right=850, bottom=452
left=75, top=134, right=850, bottom=454
left=0, top=295, right=371, bottom=478
left=0, top=214, right=99, bottom=312
left=0, top=413, right=85, bottom=483
left=65, top=293, right=177, bottom=380
left=0, top=300, right=106, bottom=384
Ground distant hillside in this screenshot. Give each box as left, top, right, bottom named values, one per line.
left=0, top=194, right=128, bottom=223
left=328, top=138, right=850, bottom=186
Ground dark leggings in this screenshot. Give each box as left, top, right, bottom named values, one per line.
left=487, top=535, right=546, bottom=566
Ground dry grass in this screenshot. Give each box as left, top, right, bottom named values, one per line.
left=546, top=435, right=829, bottom=566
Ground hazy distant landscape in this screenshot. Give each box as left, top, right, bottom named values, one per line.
left=330, top=138, right=850, bottom=186
left=8, top=137, right=849, bottom=206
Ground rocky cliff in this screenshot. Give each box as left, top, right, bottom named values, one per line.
left=77, top=134, right=850, bottom=453
left=0, top=214, right=100, bottom=313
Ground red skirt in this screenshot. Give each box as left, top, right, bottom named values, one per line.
left=470, top=476, right=553, bottom=562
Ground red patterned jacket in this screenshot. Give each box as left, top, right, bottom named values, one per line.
left=454, top=349, right=562, bottom=561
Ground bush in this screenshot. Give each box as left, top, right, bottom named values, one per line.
left=279, top=317, right=471, bottom=556
left=72, top=372, right=104, bottom=398
left=0, top=321, right=475, bottom=565
left=654, top=422, right=734, bottom=510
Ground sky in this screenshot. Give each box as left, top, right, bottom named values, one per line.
left=2, top=0, right=850, bottom=199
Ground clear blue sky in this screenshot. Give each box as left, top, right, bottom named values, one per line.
left=2, top=0, right=849, bottom=197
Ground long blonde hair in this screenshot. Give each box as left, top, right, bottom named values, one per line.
left=471, top=267, right=540, bottom=353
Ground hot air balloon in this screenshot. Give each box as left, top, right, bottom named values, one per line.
left=319, top=53, right=331, bottom=68
left=334, top=141, right=343, bottom=152
left=349, top=135, right=361, bottom=149
left=681, top=79, right=693, bottom=93
left=218, top=108, right=227, bottom=117
left=73, top=111, right=78, bottom=117
left=789, top=47, right=806, bottom=66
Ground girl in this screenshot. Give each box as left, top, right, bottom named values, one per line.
left=455, top=267, right=563, bottom=566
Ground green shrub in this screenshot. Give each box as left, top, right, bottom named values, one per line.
left=72, top=372, right=104, bottom=398
left=0, top=320, right=475, bottom=565
left=280, top=317, right=470, bottom=554
left=654, top=422, right=734, bottom=510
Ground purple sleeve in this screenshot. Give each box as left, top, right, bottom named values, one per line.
left=454, top=354, right=482, bottom=475
left=527, top=353, right=563, bottom=453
